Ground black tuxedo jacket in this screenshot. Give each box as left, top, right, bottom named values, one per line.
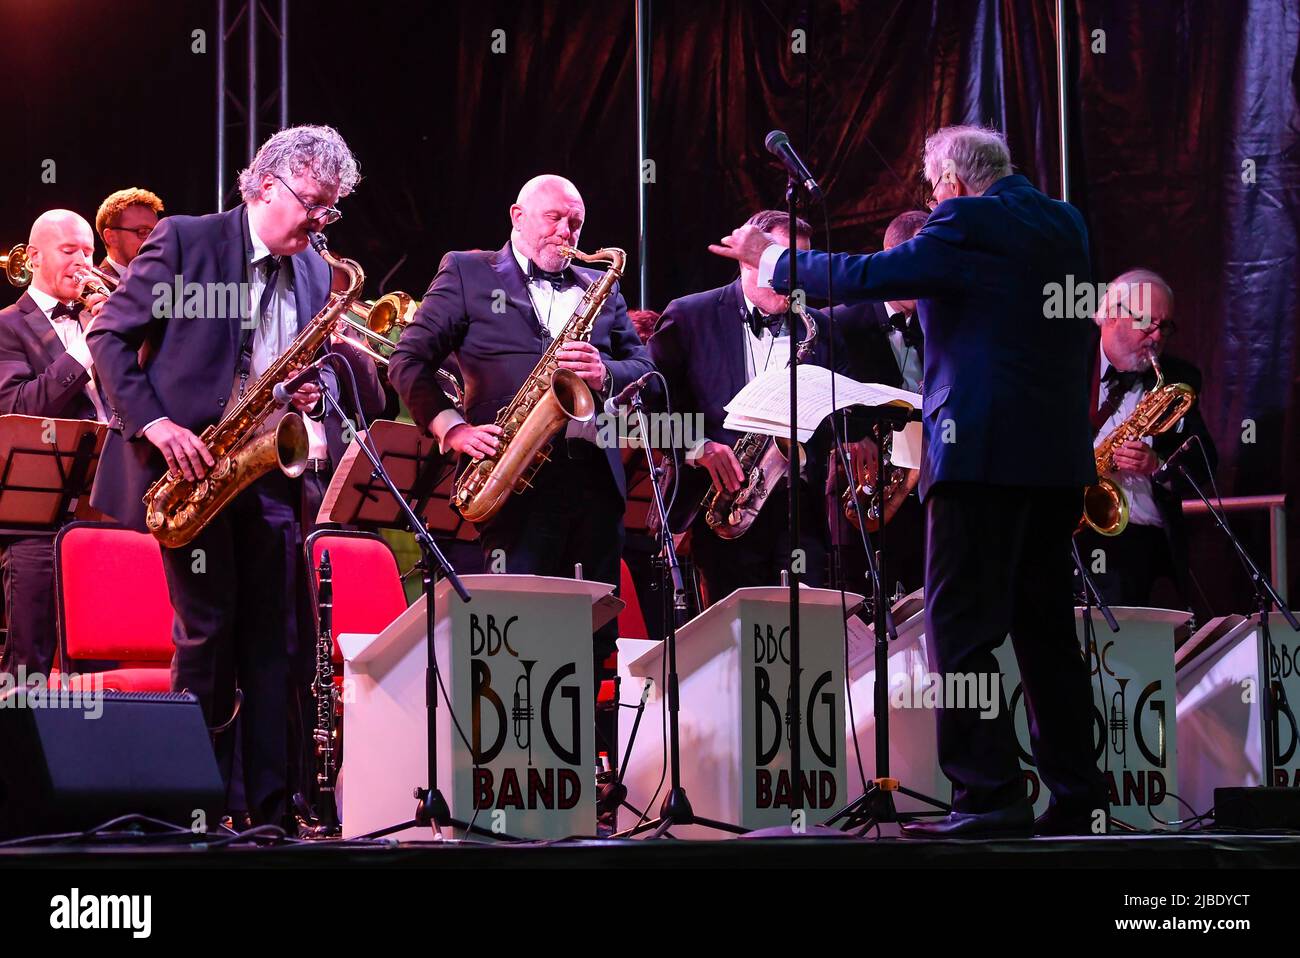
left=0, top=291, right=101, bottom=421
left=86, top=205, right=382, bottom=531
left=647, top=278, right=848, bottom=533
left=831, top=299, right=925, bottom=389
left=388, top=241, right=652, bottom=501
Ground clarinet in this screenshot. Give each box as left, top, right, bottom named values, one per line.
left=312, top=550, right=341, bottom=835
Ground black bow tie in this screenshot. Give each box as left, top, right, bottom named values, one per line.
left=1102, top=366, right=1143, bottom=392
left=889, top=310, right=922, bottom=350
left=528, top=260, right=571, bottom=289
left=747, top=307, right=785, bottom=338
left=51, top=301, right=84, bottom=321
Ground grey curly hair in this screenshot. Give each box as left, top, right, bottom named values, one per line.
left=237, top=124, right=360, bottom=202
left=922, top=125, right=1012, bottom=195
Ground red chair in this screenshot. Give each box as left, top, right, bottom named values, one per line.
left=305, top=529, right=408, bottom=659
left=54, top=522, right=175, bottom=692
left=617, top=558, right=649, bottom=641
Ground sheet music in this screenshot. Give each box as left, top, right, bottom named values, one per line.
left=722, top=364, right=922, bottom=440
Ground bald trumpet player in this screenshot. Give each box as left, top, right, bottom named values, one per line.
left=0, top=210, right=111, bottom=677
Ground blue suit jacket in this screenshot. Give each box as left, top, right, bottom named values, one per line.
left=86, top=205, right=382, bottom=531
left=773, top=174, right=1098, bottom=498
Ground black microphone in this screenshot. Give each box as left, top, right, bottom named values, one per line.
left=764, top=130, right=823, bottom=202
left=272, top=358, right=325, bottom=405
left=1152, top=434, right=1198, bottom=484
left=602, top=372, right=656, bottom=416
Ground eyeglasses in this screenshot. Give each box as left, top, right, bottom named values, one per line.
left=1115, top=301, right=1178, bottom=338
left=274, top=174, right=342, bottom=227
left=105, top=225, right=155, bottom=240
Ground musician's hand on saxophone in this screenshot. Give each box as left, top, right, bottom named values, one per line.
left=144, top=418, right=216, bottom=482
left=1111, top=438, right=1159, bottom=475
left=287, top=381, right=322, bottom=413
left=555, top=341, right=606, bottom=386
left=694, top=440, right=745, bottom=494
left=444, top=422, right=502, bottom=460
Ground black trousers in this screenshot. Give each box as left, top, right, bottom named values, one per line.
left=1075, top=523, right=1175, bottom=607
left=925, top=482, right=1106, bottom=815
left=160, top=470, right=299, bottom=826
left=690, top=480, right=826, bottom=608
left=476, top=443, right=626, bottom=757
left=0, top=534, right=58, bottom=678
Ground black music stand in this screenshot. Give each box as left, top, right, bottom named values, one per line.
left=309, top=393, right=486, bottom=841
left=825, top=401, right=950, bottom=833
left=0, top=415, right=106, bottom=536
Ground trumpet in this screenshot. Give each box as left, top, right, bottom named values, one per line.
left=2, top=244, right=31, bottom=288
left=72, top=263, right=118, bottom=306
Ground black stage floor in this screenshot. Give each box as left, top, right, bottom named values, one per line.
left=5, top=829, right=1299, bottom=869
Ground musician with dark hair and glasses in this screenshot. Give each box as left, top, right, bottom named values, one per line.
left=1081, top=269, right=1217, bottom=608
left=648, top=209, right=848, bottom=607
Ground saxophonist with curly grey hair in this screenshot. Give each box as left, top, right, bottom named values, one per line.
left=87, top=124, right=364, bottom=828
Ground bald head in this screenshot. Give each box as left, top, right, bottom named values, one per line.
left=27, top=210, right=94, bottom=301
left=511, top=175, right=586, bottom=273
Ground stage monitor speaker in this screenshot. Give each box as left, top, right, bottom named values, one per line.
left=1214, top=787, right=1300, bottom=831
left=0, top=688, right=224, bottom=838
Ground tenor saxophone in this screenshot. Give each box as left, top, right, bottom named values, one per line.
left=451, top=245, right=626, bottom=524
left=143, top=233, right=365, bottom=548
left=699, top=302, right=817, bottom=540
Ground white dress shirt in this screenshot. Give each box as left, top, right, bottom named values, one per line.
left=244, top=222, right=327, bottom=460
left=1095, top=345, right=1162, bottom=528
left=684, top=292, right=792, bottom=465
left=883, top=301, right=923, bottom=393
left=26, top=284, right=107, bottom=422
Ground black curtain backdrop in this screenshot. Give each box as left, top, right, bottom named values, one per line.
left=1, top=0, right=1296, bottom=617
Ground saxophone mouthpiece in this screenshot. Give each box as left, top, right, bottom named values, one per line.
left=309, top=231, right=329, bottom=253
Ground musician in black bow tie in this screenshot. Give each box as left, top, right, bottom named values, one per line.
left=824, top=210, right=929, bottom=597
left=647, top=210, right=847, bottom=606
left=1080, top=270, right=1216, bottom=607
left=388, top=175, right=652, bottom=747
left=0, top=210, right=108, bottom=676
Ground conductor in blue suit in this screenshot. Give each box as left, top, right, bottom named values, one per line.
left=711, top=126, right=1107, bottom=838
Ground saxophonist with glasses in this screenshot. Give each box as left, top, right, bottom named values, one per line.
left=388, top=173, right=652, bottom=760
left=1080, top=270, right=1216, bottom=608
left=87, top=125, right=369, bottom=830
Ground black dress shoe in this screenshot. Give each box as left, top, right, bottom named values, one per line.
left=900, top=801, right=1033, bottom=839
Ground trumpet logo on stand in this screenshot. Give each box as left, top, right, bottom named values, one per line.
left=512, top=659, right=536, bottom=765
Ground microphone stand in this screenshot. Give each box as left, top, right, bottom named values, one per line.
left=784, top=175, right=805, bottom=820
left=312, top=357, right=508, bottom=841
left=612, top=388, right=747, bottom=837
left=1172, top=452, right=1298, bottom=788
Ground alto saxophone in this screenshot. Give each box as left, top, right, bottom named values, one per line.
left=144, top=233, right=365, bottom=548
left=699, top=302, right=817, bottom=540
left=451, top=245, right=626, bottom=524
left=1082, top=350, right=1196, bottom=536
